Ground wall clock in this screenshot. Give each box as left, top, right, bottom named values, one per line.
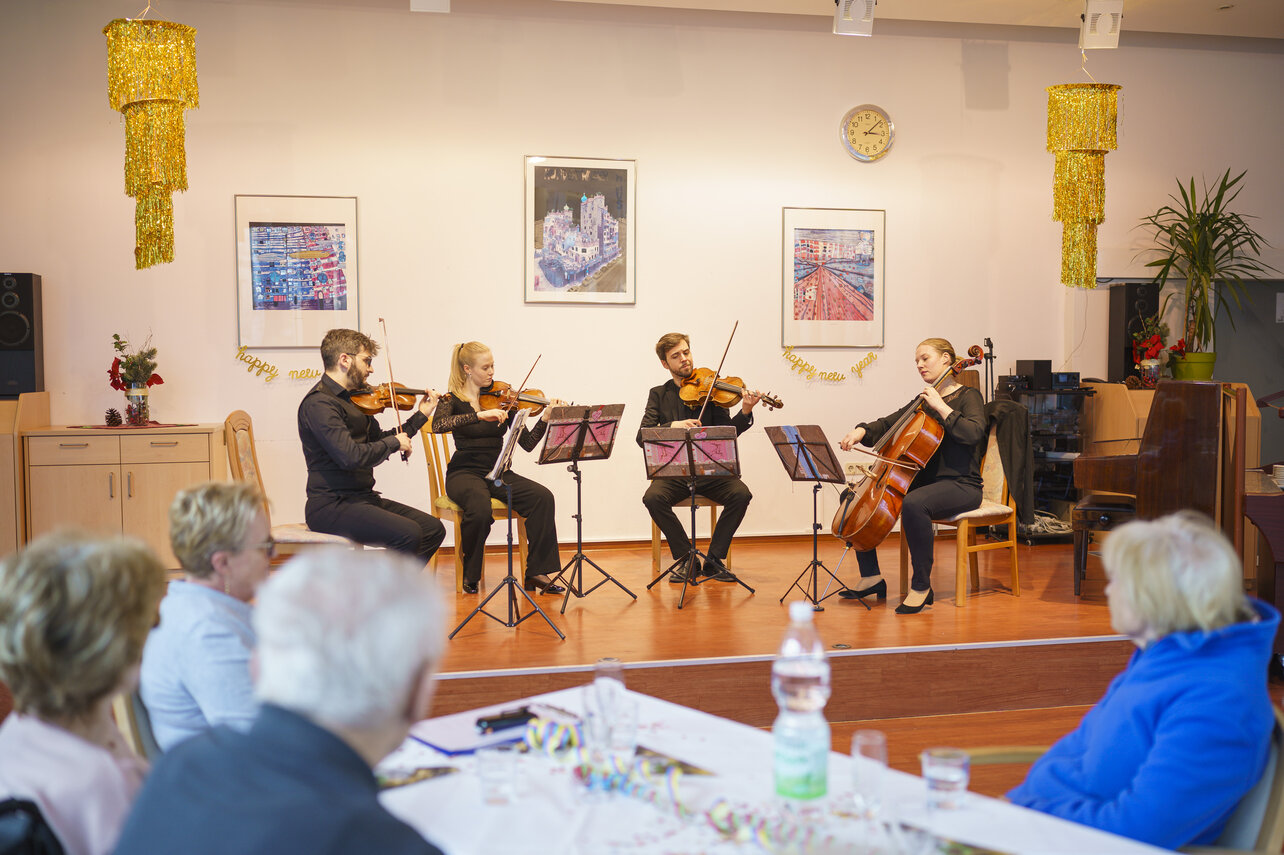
left=840, top=104, right=894, bottom=162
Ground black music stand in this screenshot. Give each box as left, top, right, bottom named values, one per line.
left=537, top=404, right=636, bottom=614
left=766, top=425, right=852, bottom=611
left=449, top=409, right=564, bottom=640
left=640, top=426, right=755, bottom=609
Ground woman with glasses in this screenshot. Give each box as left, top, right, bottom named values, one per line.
left=139, top=481, right=275, bottom=751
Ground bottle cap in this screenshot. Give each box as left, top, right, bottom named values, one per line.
left=788, top=601, right=814, bottom=623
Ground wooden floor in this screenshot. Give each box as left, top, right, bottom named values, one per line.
left=427, top=532, right=1143, bottom=797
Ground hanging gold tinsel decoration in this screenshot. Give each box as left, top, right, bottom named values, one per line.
left=104, top=18, right=198, bottom=270
left=1046, top=83, right=1120, bottom=288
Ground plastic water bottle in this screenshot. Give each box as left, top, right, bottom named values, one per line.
left=772, top=601, right=831, bottom=815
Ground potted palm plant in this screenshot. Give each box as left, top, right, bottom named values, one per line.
left=1138, top=169, right=1277, bottom=380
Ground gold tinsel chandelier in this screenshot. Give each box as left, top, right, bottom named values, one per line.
left=1046, top=82, right=1120, bottom=288
left=104, top=16, right=198, bottom=270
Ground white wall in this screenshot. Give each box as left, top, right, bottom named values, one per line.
left=2, top=0, right=1282, bottom=542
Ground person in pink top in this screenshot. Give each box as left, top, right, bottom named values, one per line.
left=0, top=531, right=166, bottom=855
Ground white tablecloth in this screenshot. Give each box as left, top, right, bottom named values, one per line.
left=380, top=688, right=1166, bottom=855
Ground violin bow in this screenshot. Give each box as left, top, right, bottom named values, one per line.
left=377, top=317, right=409, bottom=462
left=695, top=320, right=738, bottom=426
left=513, top=354, right=541, bottom=409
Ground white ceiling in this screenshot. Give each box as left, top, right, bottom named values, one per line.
left=550, top=0, right=1284, bottom=41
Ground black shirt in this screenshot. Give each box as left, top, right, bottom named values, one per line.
left=297, top=374, right=427, bottom=498
left=635, top=379, right=754, bottom=447
left=431, top=391, right=547, bottom=476
left=856, top=386, right=987, bottom=489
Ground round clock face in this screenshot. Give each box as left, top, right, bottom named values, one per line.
left=840, top=104, right=894, bottom=162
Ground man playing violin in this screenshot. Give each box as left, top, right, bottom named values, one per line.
left=297, top=328, right=446, bottom=562
left=637, top=332, right=762, bottom=583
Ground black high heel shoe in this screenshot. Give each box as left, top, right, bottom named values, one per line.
left=838, top=578, right=888, bottom=601
left=524, top=575, right=566, bottom=595
left=894, top=588, right=934, bottom=615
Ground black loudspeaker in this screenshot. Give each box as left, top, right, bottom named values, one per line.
left=1108, top=280, right=1160, bottom=382
left=0, top=273, right=43, bottom=399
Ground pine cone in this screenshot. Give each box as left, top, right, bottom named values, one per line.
left=105, top=408, right=123, bottom=426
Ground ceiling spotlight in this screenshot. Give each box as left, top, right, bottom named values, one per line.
left=834, top=0, right=875, bottom=37
left=1080, top=0, right=1123, bottom=49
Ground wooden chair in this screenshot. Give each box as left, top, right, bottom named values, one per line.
left=111, top=689, right=162, bottom=762
left=968, top=706, right=1284, bottom=855
left=650, top=496, right=731, bottom=575
left=223, top=410, right=358, bottom=557
left=418, top=426, right=528, bottom=593
left=900, top=425, right=1019, bottom=607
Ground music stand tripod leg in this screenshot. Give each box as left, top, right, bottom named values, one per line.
left=779, top=481, right=850, bottom=609
left=449, top=476, right=565, bottom=640
left=555, top=460, right=636, bottom=615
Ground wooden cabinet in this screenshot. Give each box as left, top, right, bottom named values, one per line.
left=24, top=425, right=227, bottom=567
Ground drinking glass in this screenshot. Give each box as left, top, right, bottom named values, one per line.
left=476, top=742, right=519, bottom=805
left=594, top=657, right=626, bottom=717
left=851, top=729, right=888, bottom=819
left=920, top=747, right=969, bottom=811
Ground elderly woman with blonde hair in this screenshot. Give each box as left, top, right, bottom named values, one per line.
left=1008, top=511, right=1279, bottom=849
left=140, top=480, right=274, bottom=751
left=0, top=532, right=167, bottom=855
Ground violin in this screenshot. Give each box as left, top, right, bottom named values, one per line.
left=478, top=381, right=556, bottom=416
left=350, top=383, right=435, bottom=416
left=678, top=367, right=784, bottom=411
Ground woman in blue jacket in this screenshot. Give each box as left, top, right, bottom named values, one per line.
left=1008, top=511, right=1280, bottom=850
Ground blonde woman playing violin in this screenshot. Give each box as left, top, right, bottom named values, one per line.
left=432, top=342, right=567, bottom=595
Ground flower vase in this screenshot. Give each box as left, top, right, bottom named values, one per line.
left=1138, top=360, right=1160, bottom=389
left=125, top=385, right=150, bottom=426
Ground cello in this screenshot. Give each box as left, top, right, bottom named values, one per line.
left=831, top=345, right=983, bottom=550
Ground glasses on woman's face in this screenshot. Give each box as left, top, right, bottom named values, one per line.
left=247, top=537, right=277, bottom=559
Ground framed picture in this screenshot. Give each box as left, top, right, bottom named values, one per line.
left=781, top=207, right=885, bottom=348
left=524, top=156, right=636, bottom=304
left=235, top=195, right=359, bottom=348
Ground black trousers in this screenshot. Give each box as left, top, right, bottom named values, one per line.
left=642, top=475, right=752, bottom=562
left=305, top=492, right=445, bottom=564
left=445, top=469, right=559, bottom=587
left=856, top=477, right=981, bottom=592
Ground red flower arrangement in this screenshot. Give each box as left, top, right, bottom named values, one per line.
left=1168, top=338, right=1187, bottom=359
left=1130, top=315, right=1170, bottom=369
left=107, top=333, right=164, bottom=391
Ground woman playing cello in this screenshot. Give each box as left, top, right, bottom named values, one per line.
left=431, top=342, right=566, bottom=595
left=837, top=338, right=987, bottom=614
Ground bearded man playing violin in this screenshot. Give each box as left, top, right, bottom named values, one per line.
left=637, top=332, right=762, bottom=584
left=297, top=328, right=446, bottom=562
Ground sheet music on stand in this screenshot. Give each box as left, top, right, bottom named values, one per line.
left=538, top=404, right=623, bottom=465
left=764, top=424, right=852, bottom=609
left=640, top=425, right=740, bottom=480
left=537, top=404, right=635, bottom=611
left=486, top=409, right=529, bottom=483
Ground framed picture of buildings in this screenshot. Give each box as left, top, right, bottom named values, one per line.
left=781, top=207, right=885, bottom=348
left=524, top=156, right=636, bottom=304
left=234, top=195, right=359, bottom=348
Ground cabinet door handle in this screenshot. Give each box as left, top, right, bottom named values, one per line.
left=109, top=471, right=114, bottom=499
left=127, top=471, right=133, bottom=499
left=149, top=441, right=180, bottom=447
left=59, top=442, right=90, bottom=448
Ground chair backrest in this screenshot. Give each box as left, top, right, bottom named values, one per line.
left=223, top=410, right=273, bottom=528
left=110, top=690, right=162, bottom=763
left=979, top=425, right=1009, bottom=506
left=418, top=427, right=451, bottom=507
left=1214, top=705, right=1284, bottom=852
left=0, top=798, right=66, bottom=855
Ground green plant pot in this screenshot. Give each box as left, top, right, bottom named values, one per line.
left=1170, top=352, right=1216, bottom=381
